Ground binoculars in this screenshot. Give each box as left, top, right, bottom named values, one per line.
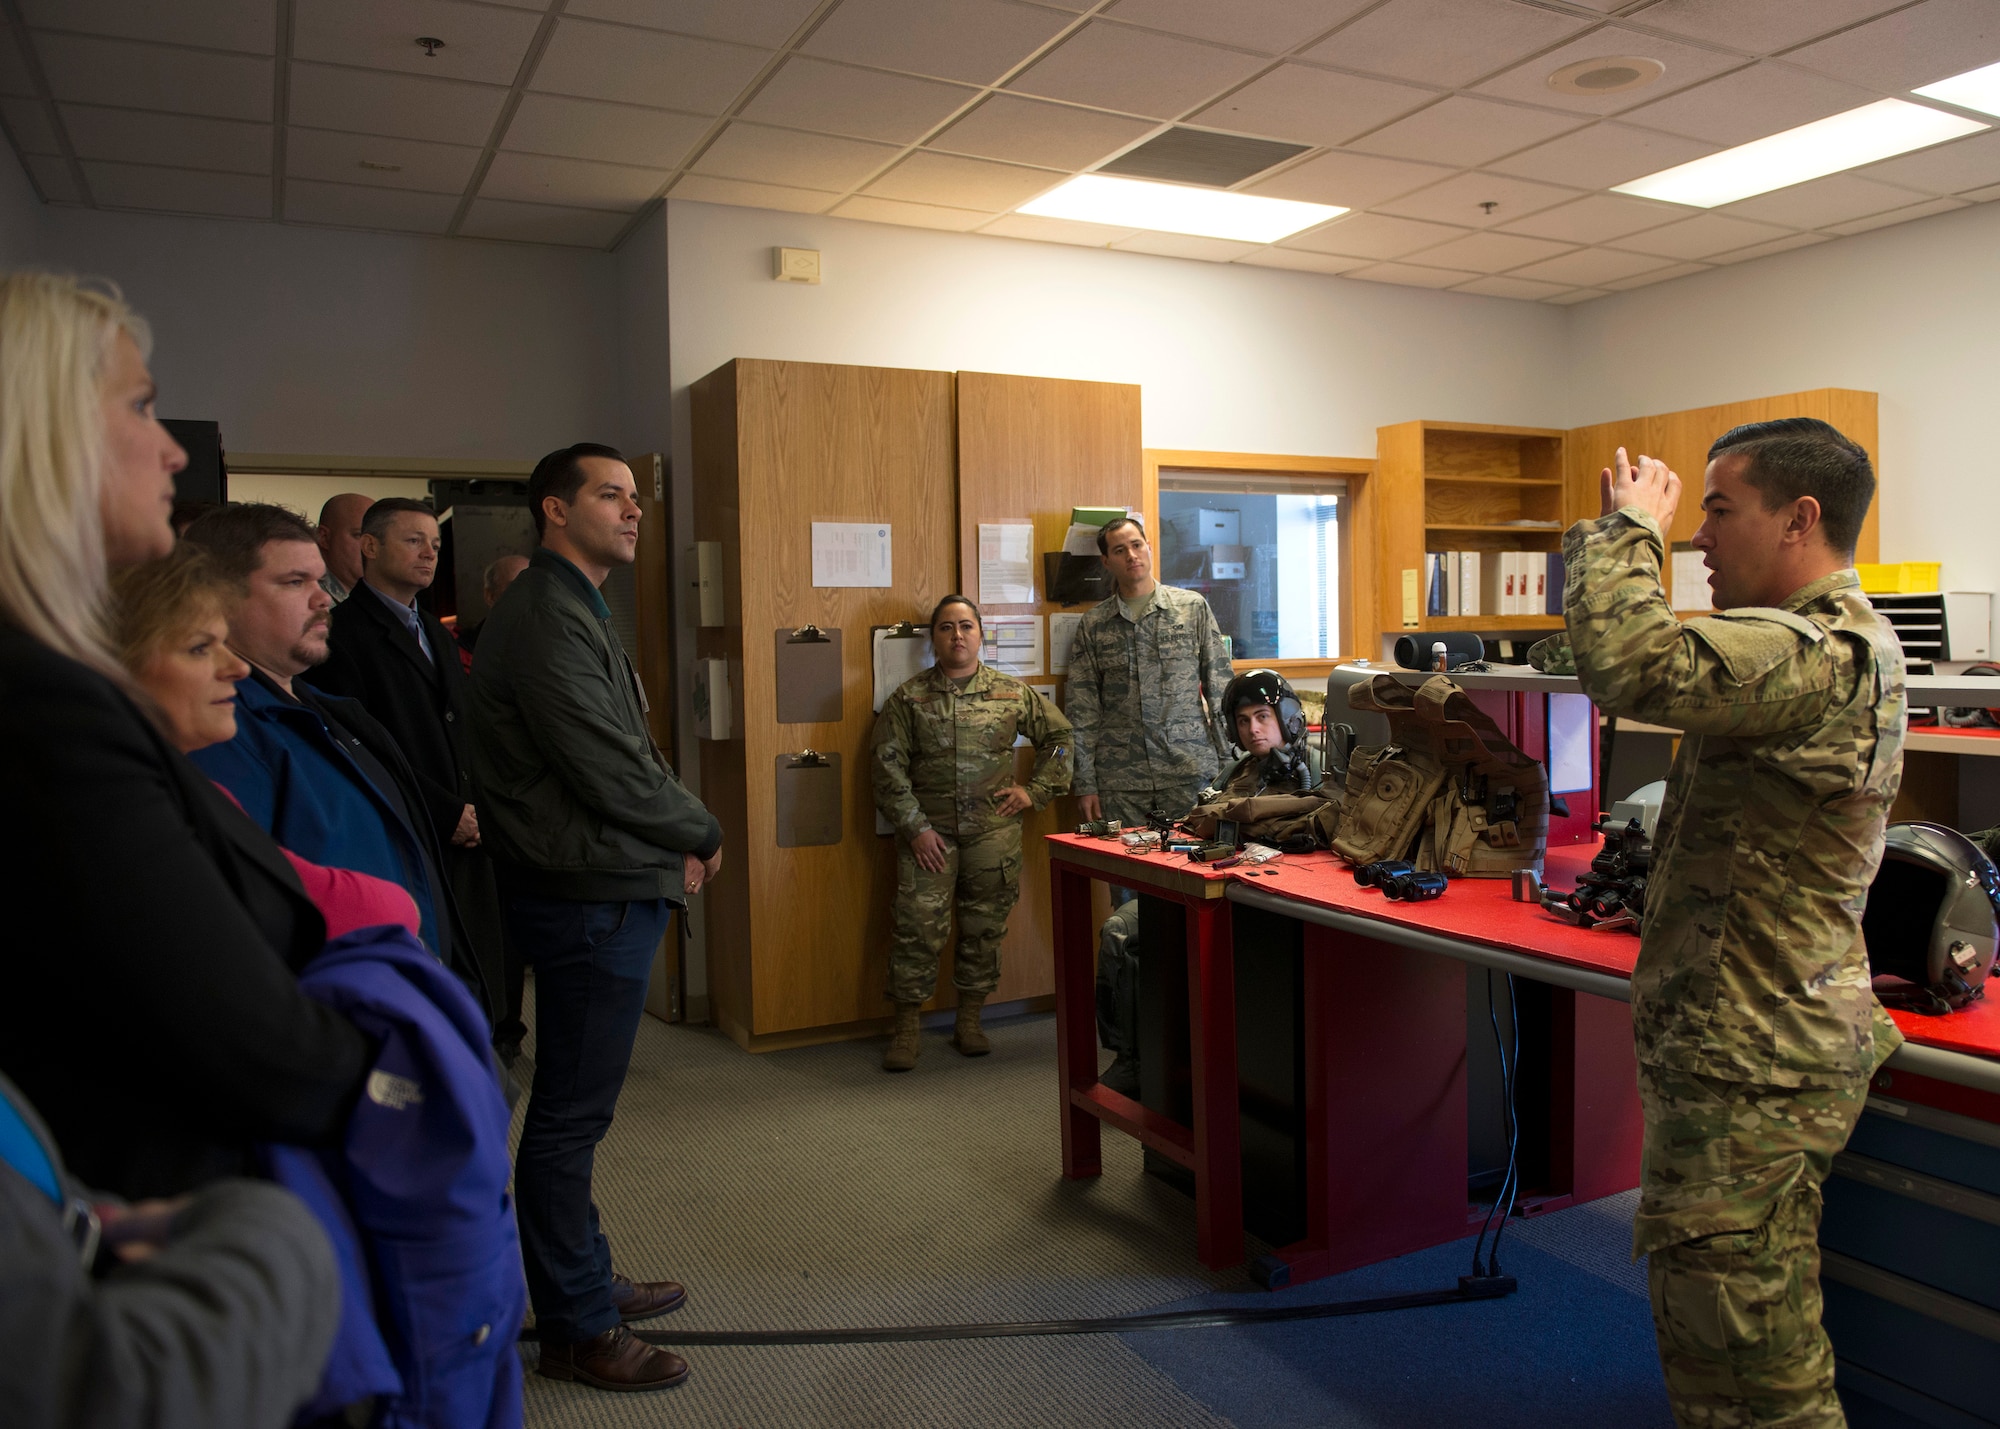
left=1354, top=859, right=1449, bottom=901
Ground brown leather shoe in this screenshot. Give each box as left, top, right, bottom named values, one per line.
left=611, top=1272, right=687, bottom=1322
left=538, top=1325, right=689, bottom=1392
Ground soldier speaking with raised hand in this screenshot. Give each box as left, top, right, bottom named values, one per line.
left=872, top=595, right=1072, bottom=1072
left=1564, top=420, right=1905, bottom=1429
left=1067, top=516, right=1234, bottom=831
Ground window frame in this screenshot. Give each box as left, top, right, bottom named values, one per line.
left=1142, top=449, right=1376, bottom=680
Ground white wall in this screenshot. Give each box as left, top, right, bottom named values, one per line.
left=1566, top=199, right=2000, bottom=598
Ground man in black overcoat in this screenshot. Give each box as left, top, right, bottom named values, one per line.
left=306, top=497, right=517, bottom=1051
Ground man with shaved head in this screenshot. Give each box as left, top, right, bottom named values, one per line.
left=316, top=492, right=373, bottom=604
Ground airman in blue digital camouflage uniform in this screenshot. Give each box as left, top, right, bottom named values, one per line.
left=1564, top=421, right=1905, bottom=1429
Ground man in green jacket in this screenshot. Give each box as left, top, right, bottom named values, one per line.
left=468, top=443, right=722, bottom=1396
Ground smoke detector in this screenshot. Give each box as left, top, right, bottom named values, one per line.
left=1547, top=56, right=1665, bottom=97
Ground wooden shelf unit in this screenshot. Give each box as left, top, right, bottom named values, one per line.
left=1378, top=420, right=1571, bottom=638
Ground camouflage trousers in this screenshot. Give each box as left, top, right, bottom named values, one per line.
left=886, top=823, right=1023, bottom=1005
left=1635, top=1064, right=1869, bottom=1429
left=1098, top=782, right=1209, bottom=831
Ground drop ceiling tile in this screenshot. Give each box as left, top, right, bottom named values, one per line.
left=1853, top=131, right=2000, bottom=196
left=1488, top=121, right=1716, bottom=189
left=865, top=150, right=1063, bottom=209
left=929, top=95, right=1155, bottom=170
left=1546, top=287, right=1608, bottom=304
left=1496, top=191, right=1685, bottom=243
left=1508, top=246, right=1672, bottom=285
left=482, top=150, right=669, bottom=210
left=1375, top=171, right=1582, bottom=226
left=805, top=0, right=1072, bottom=86
left=1187, top=64, right=1435, bottom=148
left=61, top=105, right=270, bottom=175
left=1612, top=212, right=1793, bottom=259
left=1303, top=0, right=1590, bottom=90
left=1283, top=210, right=1471, bottom=259
left=1234, top=246, right=1369, bottom=274
left=1107, top=0, right=1372, bottom=55
left=1347, top=96, right=1584, bottom=167
left=288, top=64, right=507, bottom=147
left=1600, top=261, right=1711, bottom=290
left=831, top=194, right=996, bottom=230
left=1, top=97, right=61, bottom=154
left=82, top=160, right=271, bottom=217
left=22, top=0, right=276, bottom=53
left=289, top=127, right=481, bottom=193
left=669, top=173, right=839, bottom=212
left=1633, top=0, right=1908, bottom=56
left=1452, top=274, right=1575, bottom=300
left=461, top=197, right=631, bottom=246
left=293, top=0, right=543, bottom=85
left=1112, top=231, right=1261, bottom=261
left=1719, top=174, right=1930, bottom=229
left=0, top=30, right=36, bottom=97
left=1708, top=232, right=1829, bottom=263
left=1404, top=230, right=1576, bottom=273
left=38, top=34, right=272, bottom=121
left=1473, top=26, right=1747, bottom=117
left=1345, top=261, right=1482, bottom=289
left=1618, top=62, right=1880, bottom=148
left=1960, top=183, right=2000, bottom=203
left=980, top=212, right=1137, bottom=246
left=503, top=94, right=709, bottom=169
left=535, top=18, right=772, bottom=114
left=1007, top=21, right=1269, bottom=121
left=563, top=0, right=823, bottom=48
left=1828, top=195, right=1969, bottom=234
left=744, top=58, right=978, bottom=144
left=1785, top=0, right=2000, bottom=92
left=1243, top=149, right=1452, bottom=208
left=23, top=154, right=83, bottom=202
left=283, top=179, right=460, bottom=233
left=694, top=122, right=898, bottom=190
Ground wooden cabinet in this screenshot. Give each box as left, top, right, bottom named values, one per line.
left=1376, top=420, right=1570, bottom=638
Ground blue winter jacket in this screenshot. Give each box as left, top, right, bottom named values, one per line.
left=269, top=924, right=524, bottom=1429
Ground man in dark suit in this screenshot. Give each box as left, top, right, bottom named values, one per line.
left=307, top=498, right=516, bottom=1052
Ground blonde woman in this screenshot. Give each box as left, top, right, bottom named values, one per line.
left=0, top=272, right=369, bottom=1200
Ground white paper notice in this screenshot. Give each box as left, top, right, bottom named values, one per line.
left=1671, top=551, right=1714, bottom=612
left=871, top=627, right=933, bottom=713
left=1048, top=611, right=1083, bottom=675
left=1062, top=523, right=1102, bottom=556
left=811, top=522, right=892, bottom=588
left=978, top=522, right=1035, bottom=605
left=982, top=614, right=1043, bottom=676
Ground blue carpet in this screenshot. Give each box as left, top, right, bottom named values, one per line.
left=1119, top=1232, right=1674, bottom=1429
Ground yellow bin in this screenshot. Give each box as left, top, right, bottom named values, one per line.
left=1855, top=561, right=1941, bottom=594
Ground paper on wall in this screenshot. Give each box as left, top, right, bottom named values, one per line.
left=871, top=627, right=934, bottom=712
left=1062, top=523, right=1103, bottom=556
left=982, top=614, right=1043, bottom=676
left=811, top=522, right=892, bottom=588
left=978, top=522, right=1035, bottom=605
left=1047, top=611, right=1083, bottom=674
left=1671, top=550, right=1714, bottom=613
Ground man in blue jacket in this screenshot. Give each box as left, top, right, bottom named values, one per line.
left=185, top=505, right=472, bottom=997
left=469, top=444, right=722, bottom=1394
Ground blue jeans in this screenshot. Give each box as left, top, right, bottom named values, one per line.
left=504, top=893, right=673, bottom=1343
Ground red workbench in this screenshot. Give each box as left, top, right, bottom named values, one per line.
left=1047, top=832, right=2000, bottom=1284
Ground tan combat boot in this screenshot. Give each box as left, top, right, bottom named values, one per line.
left=952, top=993, right=991, bottom=1057
left=882, top=1003, right=922, bottom=1072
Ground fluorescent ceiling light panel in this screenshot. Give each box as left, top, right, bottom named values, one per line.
left=1017, top=174, right=1343, bottom=243
left=1613, top=99, right=1986, bottom=208
left=1916, top=60, right=2000, bottom=119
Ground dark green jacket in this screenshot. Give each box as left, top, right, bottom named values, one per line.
left=468, top=549, right=721, bottom=902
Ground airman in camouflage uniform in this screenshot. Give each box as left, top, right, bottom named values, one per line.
left=1566, top=425, right=1904, bottom=1429
left=873, top=597, right=1071, bottom=1071
left=1067, top=518, right=1234, bottom=829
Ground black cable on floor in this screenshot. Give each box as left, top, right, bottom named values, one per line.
left=1470, top=968, right=1523, bottom=1280
left=517, top=1277, right=1519, bottom=1348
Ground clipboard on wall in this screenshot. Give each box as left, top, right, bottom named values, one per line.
left=775, top=625, right=842, bottom=724
left=775, top=751, right=843, bottom=848
left=871, top=621, right=933, bottom=713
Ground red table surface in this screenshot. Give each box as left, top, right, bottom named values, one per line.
left=1046, top=835, right=2000, bottom=1060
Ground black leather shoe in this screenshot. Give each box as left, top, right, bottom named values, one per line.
left=537, top=1325, right=689, bottom=1392
left=611, top=1272, right=687, bottom=1322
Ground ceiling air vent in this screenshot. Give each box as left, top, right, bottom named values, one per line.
left=1096, top=127, right=1310, bottom=189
